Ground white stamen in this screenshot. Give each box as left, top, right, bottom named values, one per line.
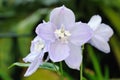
left=34, top=40, right=44, bottom=52
left=54, top=24, right=71, bottom=43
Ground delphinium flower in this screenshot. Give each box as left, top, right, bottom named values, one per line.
left=88, top=15, right=114, bottom=53
left=36, top=5, right=93, bottom=70
left=23, top=36, right=49, bottom=76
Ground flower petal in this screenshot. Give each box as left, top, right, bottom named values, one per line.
left=69, top=23, right=93, bottom=46
left=50, top=5, right=75, bottom=28
left=23, top=52, right=39, bottom=63
left=30, top=36, right=45, bottom=52
left=88, top=15, right=102, bottom=31
left=65, top=43, right=82, bottom=70
left=89, top=35, right=110, bottom=53
left=23, top=36, right=44, bottom=62
left=35, top=22, right=56, bottom=42
left=49, top=41, right=70, bottom=62
left=24, top=53, right=43, bottom=77
left=95, top=23, right=114, bottom=41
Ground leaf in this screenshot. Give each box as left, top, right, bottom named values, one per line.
left=104, top=66, right=109, bottom=80
left=39, top=62, right=59, bottom=71
left=8, top=62, right=59, bottom=71
left=87, top=45, right=103, bottom=80
left=8, top=62, right=29, bottom=69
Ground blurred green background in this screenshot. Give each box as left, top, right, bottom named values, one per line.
left=0, top=0, right=120, bottom=80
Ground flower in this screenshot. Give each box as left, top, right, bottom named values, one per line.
left=36, top=5, right=93, bottom=70
left=88, top=15, right=114, bottom=53
left=23, top=36, right=49, bottom=76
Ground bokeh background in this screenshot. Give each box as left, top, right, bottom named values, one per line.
left=0, top=0, right=120, bottom=80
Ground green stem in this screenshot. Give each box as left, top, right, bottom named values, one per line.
left=80, top=63, right=82, bottom=80
left=80, top=45, right=84, bottom=80
left=60, top=62, right=64, bottom=80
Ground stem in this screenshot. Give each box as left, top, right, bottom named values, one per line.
left=80, top=45, right=84, bottom=80
left=80, top=63, right=82, bottom=80
left=60, top=62, right=64, bottom=80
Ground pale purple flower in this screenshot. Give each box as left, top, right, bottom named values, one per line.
left=88, top=15, right=114, bottom=53
left=23, top=36, right=49, bottom=76
left=36, top=6, right=93, bottom=70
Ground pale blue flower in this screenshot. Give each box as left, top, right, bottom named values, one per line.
left=88, top=15, right=114, bottom=53
left=23, top=36, right=49, bottom=76
left=36, top=6, right=93, bottom=70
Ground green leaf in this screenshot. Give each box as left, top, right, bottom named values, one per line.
left=8, top=62, right=59, bottom=71
left=104, top=66, right=109, bottom=80
left=8, top=62, right=29, bottom=69
left=87, top=45, right=103, bottom=80
left=39, top=62, right=59, bottom=71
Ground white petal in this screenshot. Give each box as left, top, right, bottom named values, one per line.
left=35, top=22, right=56, bottom=42
left=69, top=23, right=93, bottom=46
left=24, top=54, right=43, bottom=77
left=88, top=15, right=102, bottom=31
left=49, top=41, right=70, bottom=62
left=89, top=35, right=110, bottom=53
left=50, top=5, right=75, bottom=28
left=23, top=52, right=39, bottom=63
left=95, top=23, right=114, bottom=41
left=23, top=36, right=44, bottom=63
left=24, top=49, right=46, bottom=77
left=65, top=43, right=82, bottom=70
left=30, top=36, right=45, bottom=52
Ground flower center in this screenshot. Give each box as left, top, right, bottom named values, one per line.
left=54, top=24, right=71, bottom=43
left=34, top=40, right=44, bottom=52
